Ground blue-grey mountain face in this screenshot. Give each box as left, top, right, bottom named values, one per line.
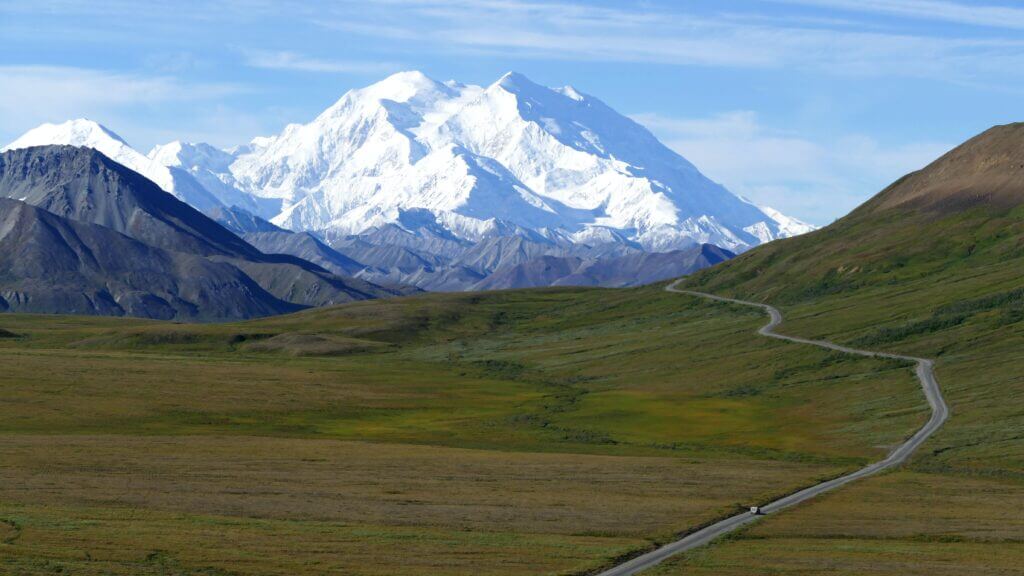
left=0, top=146, right=398, bottom=320
left=0, top=198, right=300, bottom=319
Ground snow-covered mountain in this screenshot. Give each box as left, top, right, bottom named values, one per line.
left=212, top=71, right=812, bottom=252
left=3, top=71, right=815, bottom=291
left=1, top=120, right=229, bottom=212
left=148, top=140, right=273, bottom=215
left=4, top=72, right=812, bottom=252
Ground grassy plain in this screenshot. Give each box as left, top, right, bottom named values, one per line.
left=650, top=201, right=1024, bottom=574
left=0, top=284, right=926, bottom=575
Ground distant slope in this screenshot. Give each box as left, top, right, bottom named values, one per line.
left=0, top=199, right=299, bottom=319
left=208, top=205, right=283, bottom=235
left=475, top=244, right=733, bottom=290
left=209, top=205, right=373, bottom=280
left=472, top=255, right=583, bottom=291
left=242, top=230, right=366, bottom=277
left=0, top=146, right=398, bottom=319
left=562, top=245, right=734, bottom=287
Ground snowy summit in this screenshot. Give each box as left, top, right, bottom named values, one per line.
left=4, top=71, right=813, bottom=252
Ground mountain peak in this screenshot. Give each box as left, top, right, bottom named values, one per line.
left=4, top=119, right=232, bottom=212
left=220, top=71, right=810, bottom=252
left=318, top=70, right=456, bottom=122
left=3, top=118, right=129, bottom=153
left=491, top=73, right=591, bottom=112
left=148, top=140, right=186, bottom=163
left=381, top=70, right=436, bottom=85
left=67, top=118, right=128, bottom=142
left=2, top=118, right=158, bottom=187
left=17, top=72, right=814, bottom=255
left=361, top=70, right=450, bottom=102
left=494, top=71, right=541, bottom=93
left=149, top=140, right=233, bottom=170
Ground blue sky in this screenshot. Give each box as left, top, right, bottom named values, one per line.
left=2, top=0, right=1023, bottom=224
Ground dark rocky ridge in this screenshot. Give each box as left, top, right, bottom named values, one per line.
left=0, top=199, right=301, bottom=319
left=243, top=230, right=366, bottom=277
left=0, top=145, right=258, bottom=258
left=0, top=146, right=399, bottom=320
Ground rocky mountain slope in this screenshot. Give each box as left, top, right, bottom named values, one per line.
left=0, top=198, right=300, bottom=319
left=0, top=146, right=397, bottom=320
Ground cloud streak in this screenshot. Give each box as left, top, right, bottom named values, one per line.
left=773, top=0, right=1024, bottom=30
left=242, top=50, right=400, bottom=75
left=10, top=1, right=1024, bottom=85
left=310, top=0, right=1024, bottom=84
left=0, top=65, right=242, bottom=110
left=0, top=66, right=248, bottom=147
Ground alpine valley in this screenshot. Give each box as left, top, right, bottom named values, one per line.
left=3, top=71, right=813, bottom=296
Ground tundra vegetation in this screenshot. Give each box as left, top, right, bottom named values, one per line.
left=0, top=285, right=926, bottom=575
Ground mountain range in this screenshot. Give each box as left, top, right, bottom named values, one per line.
left=3, top=71, right=813, bottom=293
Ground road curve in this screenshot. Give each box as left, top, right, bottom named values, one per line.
left=593, top=279, right=950, bottom=576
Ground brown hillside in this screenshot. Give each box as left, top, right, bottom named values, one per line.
left=859, top=122, right=1024, bottom=215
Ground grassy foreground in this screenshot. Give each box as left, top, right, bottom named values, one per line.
left=0, top=284, right=926, bottom=575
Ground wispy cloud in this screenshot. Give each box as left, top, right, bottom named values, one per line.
left=314, top=0, right=1024, bottom=84
left=0, top=66, right=247, bottom=147
left=242, top=50, right=399, bottom=75
left=0, top=65, right=242, bottom=109
left=632, top=111, right=952, bottom=224
left=11, top=1, right=1024, bottom=85
left=773, top=0, right=1024, bottom=30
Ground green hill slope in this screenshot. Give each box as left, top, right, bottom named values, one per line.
left=653, top=123, right=1024, bottom=575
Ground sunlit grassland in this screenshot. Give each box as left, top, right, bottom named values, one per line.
left=650, top=469, right=1024, bottom=576
left=0, top=436, right=842, bottom=576
left=0, top=284, right=927, bottom=574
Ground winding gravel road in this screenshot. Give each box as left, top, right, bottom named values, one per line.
left=593, top=279, right=950, bottom=576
